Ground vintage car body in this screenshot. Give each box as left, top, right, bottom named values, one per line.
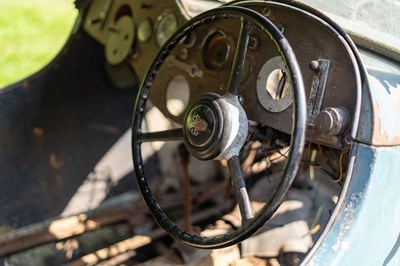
left=0, top=0, right=399, bottom=265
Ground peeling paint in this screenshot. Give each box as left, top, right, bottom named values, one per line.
left=332, top=191, right=364, bottom=252
left=306, top=144, right=400, bottom=265
left=372, top=100, right=400, bottom=144
left=367, top=71, right=400, bottom=145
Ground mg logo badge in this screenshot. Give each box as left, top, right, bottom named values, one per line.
left=190, top=114, right=207, bottom=136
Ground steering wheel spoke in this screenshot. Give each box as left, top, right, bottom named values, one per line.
left=227, top=18, right=251, bottom=96
left=227, top=156, right=254, bottom=224
left=132, top=5, right=306, bottom=249
left=140, top=128, right=183, bottom=142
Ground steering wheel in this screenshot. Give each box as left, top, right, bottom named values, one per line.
left=132, top=6, right=306, bottom=249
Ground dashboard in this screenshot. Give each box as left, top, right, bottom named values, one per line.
left=83, top=0, right=361, bottom=150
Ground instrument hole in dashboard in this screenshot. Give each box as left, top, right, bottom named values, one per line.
left=202, top=31, right=230, bottom=71
left=166, top=75, right=190, bottom=117
left=266, top=69, right=289, bottom=100
left=257, top=56, right=293, bottom=113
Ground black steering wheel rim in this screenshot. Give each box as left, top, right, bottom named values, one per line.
left=132, top=6, right=306, bottom=249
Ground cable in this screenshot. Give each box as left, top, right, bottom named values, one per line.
left=309, top=149, right=318, bottom=181
left=332, top=151, right=345, bottom=183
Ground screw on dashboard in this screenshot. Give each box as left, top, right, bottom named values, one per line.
left=309, top=60, right=320, bottom=73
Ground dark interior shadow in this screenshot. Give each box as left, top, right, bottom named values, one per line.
left=0, top=25, right=138, bottom=229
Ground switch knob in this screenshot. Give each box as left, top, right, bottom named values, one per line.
left=315, top=107, right=350, bottom=136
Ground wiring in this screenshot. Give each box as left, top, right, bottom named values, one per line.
left=332, top=151, right=346, bottom=183
left=305, top=143, right=347, bottom=184
left=309, top=149, right=318, bottom=181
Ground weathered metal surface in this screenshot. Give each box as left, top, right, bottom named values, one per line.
left=304, top=143, right=400, bottom=265
left=307, top=59, right=331, bottom=125
left=315, top=107, right=350, bottom=136
left=83, top=0, right=194, bottom=82
left=143, top=2, right=360, bottom=150
left=356, top=50, right=400, bottom=146
left=368, top=70, right=400, bottom=145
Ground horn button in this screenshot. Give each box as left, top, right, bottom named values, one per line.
left=183, top=93, right=248, bottom=161
left=185, top=104, right=217, bottom=147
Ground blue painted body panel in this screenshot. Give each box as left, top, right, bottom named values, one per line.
left=308, top=143, right=400, bottom=265
left=356, top=51, right=400, bottom=146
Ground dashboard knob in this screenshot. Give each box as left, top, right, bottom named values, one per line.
left=315, top=107, right=350, bottom=136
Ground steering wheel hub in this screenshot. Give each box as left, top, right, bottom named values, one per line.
left=183, top=93, right=229, bottom=160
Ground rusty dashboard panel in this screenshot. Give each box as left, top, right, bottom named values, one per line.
left=83, top=0, right=360, bottom=149
left=84, top=0, right=190, bottom=80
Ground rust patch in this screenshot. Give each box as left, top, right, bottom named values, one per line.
left=371, top=102, right=400, bottom=145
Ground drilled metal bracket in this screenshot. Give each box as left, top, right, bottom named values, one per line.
left=307, top=59, right=331, bottom=125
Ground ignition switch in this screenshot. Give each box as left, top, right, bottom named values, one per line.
left=315, top=107, right=350, bottom=136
